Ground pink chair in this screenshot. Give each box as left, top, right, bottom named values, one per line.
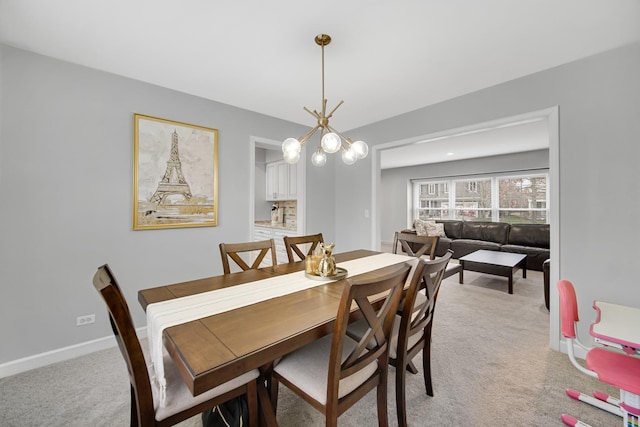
left=557, top=279, right=640, bottom=427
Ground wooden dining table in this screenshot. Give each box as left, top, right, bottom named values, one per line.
left=138, top=249, right=411, bottom=425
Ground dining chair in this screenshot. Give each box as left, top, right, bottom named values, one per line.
left=269, top=261, right=413, bottom=427
left=283, top=233, right=324, bottom=263
left=393, top=231, right=438, bottom=259
left=93, top=264, right=260, bottom=427
left=219, top=239, right=277, bottom=274
left=394, top=231, right=462, bottom=283
left=557, top=279, right=640, bottom=426
left=348, top=251, right=452, bottom=427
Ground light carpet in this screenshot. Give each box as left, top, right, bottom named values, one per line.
left=0, top=266, right=621, bottom=426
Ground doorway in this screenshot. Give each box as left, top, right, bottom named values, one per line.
left=370, top=107, right=560, bottom=350
left=249, top=136, right=306, bottom=236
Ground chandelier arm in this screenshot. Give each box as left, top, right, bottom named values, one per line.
left=325, top=100, right=344, bottom=119
left=304, top=106, right=321, bottom=120
left=298, top=125, right=321, bottom=145
left=326, top=125, right=353, bottom=145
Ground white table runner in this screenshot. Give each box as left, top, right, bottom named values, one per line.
left=147, top=252, right=411, bottom=405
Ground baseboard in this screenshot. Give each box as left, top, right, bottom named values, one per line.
left=0, top=327, right=147, bottom=378
left=559, top=339, right=588, bottom=360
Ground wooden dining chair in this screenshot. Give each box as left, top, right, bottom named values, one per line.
left=348, top=251, right=452, bottom=427
left=92, top=264, right=260, bottom=427
left=393, top=231, right=439, bottom=259
left=283, top=233, right=324, bottom=262
left=269, top=261, right=413, bottom=427
left=394, top=231, right=462, bottom=283
left=219, top=239, right=277, bottom=274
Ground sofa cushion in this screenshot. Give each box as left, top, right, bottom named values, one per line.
left=461, top=222, right=510, bottom=244
left=434, top=237, right=453, bottom=257
left=508, top=224, right=550, bottom=249
left=436, top=220, right=463, bottom=239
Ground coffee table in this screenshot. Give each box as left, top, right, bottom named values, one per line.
left=458, top=250, right=527, bottom=294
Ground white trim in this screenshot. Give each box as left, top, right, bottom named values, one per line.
left=547, top=106, right=561, bottom=351
left=250, top=136, right=306, bottom=236
left=0, top=327, right=147, bottom=378
left=371, top=106, right=561, bottom=350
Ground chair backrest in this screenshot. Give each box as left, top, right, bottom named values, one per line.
left=93, top=264, right=156, bottom=426
left=219, top=239, right=277, bottom=274
left=557, top=279, right=580, bottom=339
left=327, top=261, right=413, bottom=409
left=283, top=233, right=324, bottom=263
left=397, top=251, right=452, bottom=358
left=393, top=231, right=439, bottom=260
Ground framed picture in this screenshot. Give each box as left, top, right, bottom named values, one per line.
left=133, top=113, right=218, bottom=230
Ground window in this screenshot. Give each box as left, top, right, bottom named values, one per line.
left=497, top=176, right=547, bottom=223
left=456, top=179, right=491, bottom=220
left=415, top=181, right=450, bottom=219
left=412, top=172, right=548, bottom=224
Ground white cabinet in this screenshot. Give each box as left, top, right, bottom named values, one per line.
left=266, top=161, right=296, bottom=201
left=253, top=225, right=298, bottom=266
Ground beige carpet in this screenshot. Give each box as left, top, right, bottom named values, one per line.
left=0, top=265, right=621, bottom=426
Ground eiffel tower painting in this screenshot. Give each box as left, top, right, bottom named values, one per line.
left=134, top=113, right=218, bottom=230
left=150, top=130, right=192, bottom=205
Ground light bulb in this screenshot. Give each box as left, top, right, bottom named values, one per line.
left=351, top=140, right=368, bottom=159
left=311, top=149, right=327, bottom=167
left=282, top=138, right=301, bottom=154
left=283, top=150, right=300, bottom=164
left=321, top=132, right=341, bottom=153
left=342, top=147, right=357, bottom=165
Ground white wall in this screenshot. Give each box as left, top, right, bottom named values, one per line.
left=2, top=40, right=639, bottom=372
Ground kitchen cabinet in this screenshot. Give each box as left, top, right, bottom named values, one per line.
left=253, top=225, right=298, bottom=266
left=266, top=161, right=296, bottom=201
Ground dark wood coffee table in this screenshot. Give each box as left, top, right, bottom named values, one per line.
left=458, top=250, right=527, bottom=294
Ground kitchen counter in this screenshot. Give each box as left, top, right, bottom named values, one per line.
left=254, top=220, right=297, bottom=231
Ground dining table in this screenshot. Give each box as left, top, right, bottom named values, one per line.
left=138, top=249, right=413, bottom=426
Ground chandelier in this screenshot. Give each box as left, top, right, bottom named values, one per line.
left=282, top=34, right=368, bottom=167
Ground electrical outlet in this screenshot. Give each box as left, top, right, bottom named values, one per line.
left=76, top=314, right=95, bottom=326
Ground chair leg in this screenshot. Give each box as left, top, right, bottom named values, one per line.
left=395, top=359, right=408, bottom=427
left=130, top=386, right=139, bottom=427
left=246, top=380, right=259, bottom=427
left=423, top=329, right=434, bottom=397
left=406, top=360, right=419, bottom=374
left=269, top=376, right=279, bottom=413
left=377, top=372, right=389, bottom=427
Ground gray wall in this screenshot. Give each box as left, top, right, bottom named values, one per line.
left=2, top=40, right=639, bottom=366
left=380, top=149, right=549, bottom=242
left=335, top=42, right=640, bottom=342
left=0, top=45, right=313, bottom=363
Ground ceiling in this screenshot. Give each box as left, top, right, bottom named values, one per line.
left=380, top=117, right=549, bottom=169
left=1, top=1, right=639, bottom=169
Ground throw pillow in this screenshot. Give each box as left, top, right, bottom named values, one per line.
left=426, top=222, right=446, bottom=237
left=414, top=219, right=431, bottom=236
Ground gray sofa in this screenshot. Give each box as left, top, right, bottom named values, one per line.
left=402, top=220, right=550, bottom=271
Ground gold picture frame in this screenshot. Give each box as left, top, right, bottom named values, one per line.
left=133, top=113, right=218, bottom=230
